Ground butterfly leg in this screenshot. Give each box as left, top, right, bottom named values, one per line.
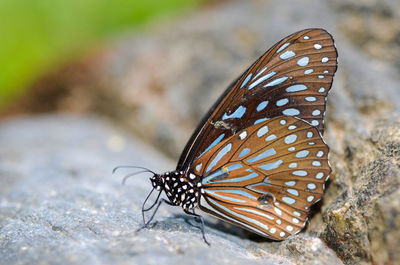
left=184, top=209, right=210, bottom=246
left=137, top=198, right=173, bottom=232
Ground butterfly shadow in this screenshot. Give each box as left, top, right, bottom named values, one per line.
left=163, top=213, right=274, bottom=243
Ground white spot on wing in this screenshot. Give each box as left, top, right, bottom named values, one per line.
left=287, top=189, right=299, bottom=196
left=297, top=57, right=309, bottom=66
left=312, top=161, right=322, bottom=167
left=276, top=42, right=290, bottom=53
left=307, top=183, right=316, bottom=190
left=314, top=44, right=322, bottom=49
left=264, top=76, right=288, bottom=87
left=285, top=181, right=296, bottom=186
left=312, top=110, right=321, bottom=116
left=257, top=125, right=269, bottom=137
left=252, top=66, right=268, bottom=80
left=280, top=50, right=296, bottom=59
left=195, top=163, right=202, bottom=172
left=285, top=134, right=297, bottom=144
left=304, top=69, right=313, bottom=75
left=296, top=150, right=309, bottom=158
left=293, top=170, right=308, bottom=176
left=282, top=196, right=296, bottom=204
left=249, top=72, right=277, bottom=90
left=239, top=131, right=247, bottom=140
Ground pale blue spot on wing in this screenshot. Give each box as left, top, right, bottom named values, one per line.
left=287, top=189, right=299, bottom=196
left=276, top=42, right=290, bottom=53
left=256, top=101, right=269, bottom=112
left=206, top=143, right=232, bottom=173
left=285, top=181, right=296, bottom=186
left=282, top=196, right=296, bottom=205
left=247, top=148, right=276, bottom=163
left=284, top=134, right=297, bottom=144
left=226, top=163, right=243, bottom=171
left=222, top=106, right=246, bottom=120
left=196, top=133, right=225, bottom=160
left=254, top=118, right=269, bottom=125
left=238, top=148, right=251, bottom=158
left=252, top=66, right=268, bottom=80
left=258, top=160, right=283, bottom=170
left=248, top=72, right=276, bottom=90
left=265, top=134, right=277, bottom=141
left=282, top=108, right=300, bottom=116
left=293, top=170, right=308, bottom=176
left=279, top=50, right=295, bottom=59
left=305, top=96, right=316, bottom=102
left=276, top=98, right=289, bottom=106
left=257, top=125, right=269, bottom=137
left=286, top=84, right=307, bottom=92
left=304, top=69, right=313, bottom=75
left=264, top=76, right=288, bottom=87
left=296, top=150, right=309, bottom=158
left=297, top=56, right=309, bottom=66
left=240, top=73, right=252, bottom=88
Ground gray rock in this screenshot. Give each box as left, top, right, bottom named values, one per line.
left=0, top=115, right=300, bottom=265
left=3, top=0, right=400, bottom=264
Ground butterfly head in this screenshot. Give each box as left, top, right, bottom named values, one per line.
left=150, top=173, right=165, bottom=191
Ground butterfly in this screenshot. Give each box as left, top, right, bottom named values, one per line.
left=116, top=28, right=337, bottom=244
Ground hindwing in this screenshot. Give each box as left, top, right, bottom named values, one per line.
left=190, top=117, right=331, bottom=240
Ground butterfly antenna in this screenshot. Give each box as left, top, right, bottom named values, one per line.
left=112, top=165, right=156, bottom=175
left=121, top=170, right=152, bottom=185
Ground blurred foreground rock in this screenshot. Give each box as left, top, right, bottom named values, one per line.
left=2, top=0, right=400, bottom=264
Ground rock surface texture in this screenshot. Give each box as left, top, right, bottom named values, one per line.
left=2, top=0, right=400, bottom=264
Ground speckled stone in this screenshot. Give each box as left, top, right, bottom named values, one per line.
left=0, top=115, right=297, bottom=265
left=3, top=0, right=400, bottom=264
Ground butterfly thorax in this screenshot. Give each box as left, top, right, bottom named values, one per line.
left=150, top=171, right=202, bottom=210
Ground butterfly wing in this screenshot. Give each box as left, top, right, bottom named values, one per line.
left=190, top=116, right=331, bottom=240
left=178, top=28, right=337, bottom=171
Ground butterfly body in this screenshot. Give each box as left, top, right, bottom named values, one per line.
left=134, top=28, right=337, bottom=242
left=150, top=171, right=202, bottom=210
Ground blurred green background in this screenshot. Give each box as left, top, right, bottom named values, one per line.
left=0, top=0, right=201, bottom=111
